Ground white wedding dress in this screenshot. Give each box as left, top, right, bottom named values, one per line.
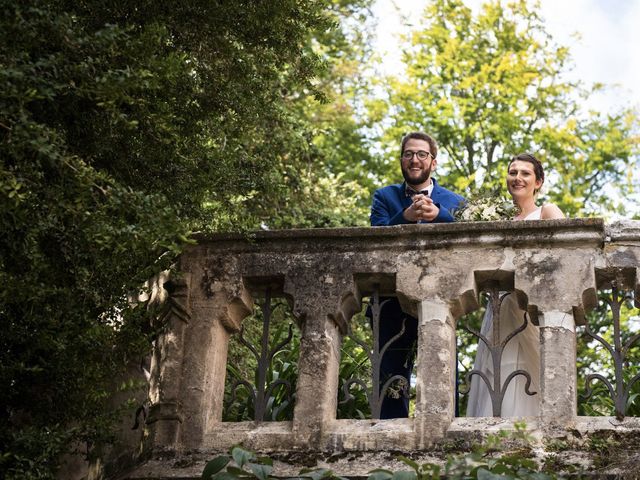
left=466, top=207, right=542, bottom=417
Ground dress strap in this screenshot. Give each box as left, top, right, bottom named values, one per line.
left=523, top=206, right=542, bottom=220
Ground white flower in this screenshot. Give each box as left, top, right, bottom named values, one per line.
left=455, top=194, right=517, bottom=222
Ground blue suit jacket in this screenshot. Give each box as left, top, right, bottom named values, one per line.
left=370, top=179, right=465, bottom=226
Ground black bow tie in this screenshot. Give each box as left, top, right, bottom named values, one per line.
left=405, top=186, right=430, bottom=198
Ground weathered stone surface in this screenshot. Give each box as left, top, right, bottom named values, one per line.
left=540, top=326, right=577, bottom=425
left=414, top=300, right=456, bottom=448
left=122, top=420, right=640, bottom=479
left=292, top=321, right=342, bottom=448
left=114, top=219, right=640, bottom=479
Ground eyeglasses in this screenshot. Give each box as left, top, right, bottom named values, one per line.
left=402, top=150, right=433, bottom=161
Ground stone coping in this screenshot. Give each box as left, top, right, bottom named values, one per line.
left=195, top=218, right=606, bottom=241
left=190, top=218, right=612, bottom=253
left=122, top=416, right=640, bottom=480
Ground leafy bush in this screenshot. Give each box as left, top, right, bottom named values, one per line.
left=1, top=0, right=340, bottom=477
left=223, top=299, right=300, bottom=422
left=202, top=446, right=344, bottom=480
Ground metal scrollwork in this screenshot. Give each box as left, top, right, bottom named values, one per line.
left=581, top=281, right=640, bottom=420
left=226, top=287, right=295, bottom=421
left=461, top=285, right=536, bottom=417
left=340, top=285, right=409, bottom=419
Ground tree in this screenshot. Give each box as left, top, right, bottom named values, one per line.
left=247, top=0, right=377, bottom=229
left=0, top=0, right=338, bottom=477
left=372, top=0, right=639, bottom=216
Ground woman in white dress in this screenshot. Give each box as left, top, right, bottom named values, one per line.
left=466, top=153, right=564, bottom=417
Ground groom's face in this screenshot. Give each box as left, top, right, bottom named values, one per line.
left=401, top=138, right=437, bottom=187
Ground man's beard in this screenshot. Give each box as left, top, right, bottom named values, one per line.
left=402, top=164, right=432, bottom=186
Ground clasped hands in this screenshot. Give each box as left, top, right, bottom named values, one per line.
left=403, top=194, right=439, bottom=222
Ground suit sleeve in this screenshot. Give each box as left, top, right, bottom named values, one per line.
left=432, top=195, right=465, bottom=223
left=370, top=190, right=409, bottom=226
left=432, top=203, right=455, bottom=222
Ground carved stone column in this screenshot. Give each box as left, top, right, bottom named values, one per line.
left=287, top=269, right=355, bottom=449
left=413, top=299, right=456, bottom=447
left=291, top=314, right=342, bottom=447
left=516, top=249, right=598, bottom=428
left=177, top=263, right=252, bottom=450
left=538, top=310, right=578, bottom=423
left=146, top=274, right=192, bottom=450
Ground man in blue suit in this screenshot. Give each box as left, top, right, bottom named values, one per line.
left=369, top=131, right=464, bottom=418
left=371, top=132, right=464, bottom=226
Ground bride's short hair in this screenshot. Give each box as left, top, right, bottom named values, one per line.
left=509, top=153, right=544, bottom=184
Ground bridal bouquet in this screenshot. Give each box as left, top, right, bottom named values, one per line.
left=455, top=193, right=518, bottom=221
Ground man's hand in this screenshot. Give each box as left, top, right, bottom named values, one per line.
left=402, top=194, right=440, bottom=222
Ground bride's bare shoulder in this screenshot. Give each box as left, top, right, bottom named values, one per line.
left=541, top=203, right=564, bottom=220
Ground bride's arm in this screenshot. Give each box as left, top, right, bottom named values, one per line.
left=541, top=203, right=565, bottom=219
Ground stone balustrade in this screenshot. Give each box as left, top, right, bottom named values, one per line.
left=144, top=219, right=640, bottom=460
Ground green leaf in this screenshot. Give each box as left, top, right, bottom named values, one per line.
left=256, top=456, right=274, bottom=467
left=391, top=471, right=416, bottom=480
left=476, top=468, right=507, bottom=479
left=367, top=470, right=394, bottom=480
left=397, top=456, right=419, bottom=472
left=232, top=446, right=255, bottom=468
left=248, top=462, right=273, bottom=480
left=227, top=466, right=249, bottom=477
left=298, top=468, right=333, bottom=480
left=202, top=456, right=231, bottom=479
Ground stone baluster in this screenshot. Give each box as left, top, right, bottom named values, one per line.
left=394, top=257, right=468, bottom=448
left=176, top=261, right=252, bottom=450
left=515, top=253, right=597, bottom=427
left=286, top=269, right=356, bottom=449
left=538, top=309, right=579, bottom=423
left=413, top=298, right=457, bottom=447
left=146, top=274, right=192, bottom=450
left=147, top=250, right=253, bottom=452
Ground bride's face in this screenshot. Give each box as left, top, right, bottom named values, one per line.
left=507, top=160, right=543, bottom=200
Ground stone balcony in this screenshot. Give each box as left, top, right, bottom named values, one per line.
left=128, top=219, right=640, bottom=478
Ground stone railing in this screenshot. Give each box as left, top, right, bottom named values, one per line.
left=143, top=219, right=640, bottom=462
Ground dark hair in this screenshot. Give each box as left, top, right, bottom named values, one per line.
left=508, top=153, right=544, bottom=183
left=400, top=132, right=438, bottom=159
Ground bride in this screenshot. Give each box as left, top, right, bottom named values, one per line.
left=466, top=153, right=564, bottom=417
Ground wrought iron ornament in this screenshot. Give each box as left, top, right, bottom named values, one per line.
left=461, top=285, right=536, bottom=417
left=582, top=281, right=640, bottom=420
left=227, top=287, right=295, bottom=421
left=340, top=285, right=409, bottom=419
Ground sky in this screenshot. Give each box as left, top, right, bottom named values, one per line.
left=372, top=0, right=640, bottom=114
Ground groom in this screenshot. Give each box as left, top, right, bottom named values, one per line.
left=369, top=131, right=464, bottom=418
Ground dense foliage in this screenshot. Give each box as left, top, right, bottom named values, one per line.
left=1, top=0, right=364, bottom=477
